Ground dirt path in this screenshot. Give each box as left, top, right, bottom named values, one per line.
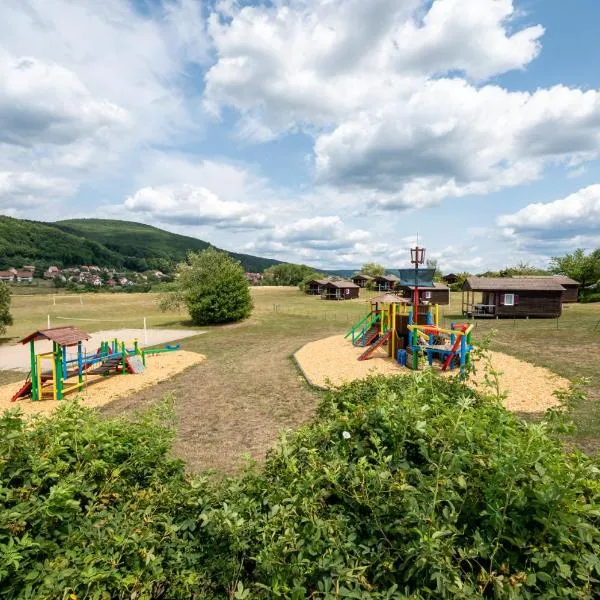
left=100, top=330, right=324, bottom=474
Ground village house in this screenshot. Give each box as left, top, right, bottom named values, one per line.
left=43, top=266, right=61, bottom=279
left=0, top=270, right=14, bottom=282
left=15, top=270, right=34, bottom=283
left=245, top=272, right=263, bottom=284
left=462, top=277, right=565, bottom=319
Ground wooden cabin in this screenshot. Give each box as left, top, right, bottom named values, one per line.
left=442, top=273, right=459, bottom=285
left=351, top=273, right=373, bottom=288
left=372, top=274, right=400, bottom=292
left=462, top=277, right=564, bottom=318
left=512, top=275, right=580, bottom=303
left=399, top=282, right=450, bottom=305
left=321, top=280, right=360, bottom=300
left=305, top=278, right=330, bottom=295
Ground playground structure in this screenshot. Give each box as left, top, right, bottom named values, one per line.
left=344, top=245, right=474, bottom=373
left=11, top=326, right=180, bottom=402
left=345, top=294, right=473, bottom=372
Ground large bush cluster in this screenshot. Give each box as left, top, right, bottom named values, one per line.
left=1, top=374, right=599, bottom=599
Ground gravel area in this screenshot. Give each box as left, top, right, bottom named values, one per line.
left=0, top=328, right=203, bottom=371
left=0, top=350, right=205, bottom=417
left=294, top=335, right=570, bottom=414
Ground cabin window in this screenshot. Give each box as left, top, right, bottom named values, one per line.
left=503, top=293, right=515, bottom=306
left=423, top=291, right=432, bottom=299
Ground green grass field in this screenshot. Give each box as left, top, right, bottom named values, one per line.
left=2, top=287, right=599, bottom=470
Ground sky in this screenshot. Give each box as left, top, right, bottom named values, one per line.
left=2, top=0, right=600, bottom=273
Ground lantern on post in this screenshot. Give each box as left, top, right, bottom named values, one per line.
left=410, top=245, right=426, bottom=323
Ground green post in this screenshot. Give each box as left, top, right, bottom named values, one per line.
left=30, top=340, right=38, bottom=401
left=54, top=342, right=64, bottom=400
left=121, top=342, right=126, bottom=374
left=141, top=350, right=146, bottom=367
left=134, top=340, right=139, bottom=355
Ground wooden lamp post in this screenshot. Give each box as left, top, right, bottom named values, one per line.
left=410, top=245, right=426, bottom=324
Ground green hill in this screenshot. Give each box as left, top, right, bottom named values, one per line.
left=0, top=216, right=281, bottom=273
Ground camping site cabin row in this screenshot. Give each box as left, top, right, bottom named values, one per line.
left=462, top=277, right=573, bottom=318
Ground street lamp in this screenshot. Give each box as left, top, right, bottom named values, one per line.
left=410, top=246, right=426, bottom=323
left=410, top=246, right=426, bottom=265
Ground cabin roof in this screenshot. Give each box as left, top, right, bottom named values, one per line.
left=323, top=280, right=360, bottom=289
left=374, top=274, right=400, bottom=282
left=512, top=275, right=580, bottom=286
left=19, top=326, right=91, bottom=347
left=352, top=273, right=373, bottom=280
left=465, top=277, right=565, bottom=292
left=405, top=282, right=449, bottom=291
left=306, top=278, right=330, bottom=285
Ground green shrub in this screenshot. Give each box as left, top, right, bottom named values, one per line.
left=581, top=292, right=600, bottom=303
left=1, top=375, right=599, bottom=599
left=0, top=281, right=12, bottom=335
left=161, top=247, right=253, bottom=325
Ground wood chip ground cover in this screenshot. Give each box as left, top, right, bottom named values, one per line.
left=294, top=335, right=570, bottom=413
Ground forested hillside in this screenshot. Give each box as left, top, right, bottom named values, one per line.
left=0, top=216, right=281, bottom=273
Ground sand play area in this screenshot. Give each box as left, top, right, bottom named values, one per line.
left=0, top=328, right=203, bottom=371
left=295, top=335, right=570, bottom=414
left=0, top=350, right=205, bottom=417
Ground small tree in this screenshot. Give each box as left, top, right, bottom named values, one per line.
left=359, top=262, right=385, bottom=278
left=0, top=281, right=13, bottom=335
left=550, top=248, right=600, bottom=289
left=161, top=248, right=253, bottom=325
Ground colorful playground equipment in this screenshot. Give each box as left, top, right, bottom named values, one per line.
left=11, top=326, right=179, bottom=402
left=345, top=296, right=473, bottom=373
left=344, top=245, right=474, bottom=373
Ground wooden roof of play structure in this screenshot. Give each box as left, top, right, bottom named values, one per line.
left=369, top=293, right=410, bottom=304
left=464, top=277, right=565, bottom=292
left=19, top=326, right=91, bottom=347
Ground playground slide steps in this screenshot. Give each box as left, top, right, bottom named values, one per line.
left=354, top=324, right=381, bottom=347
left=358, top=330, right=392, bottom=361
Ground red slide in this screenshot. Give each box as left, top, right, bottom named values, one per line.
left=11, top=380, right=32, bottom=402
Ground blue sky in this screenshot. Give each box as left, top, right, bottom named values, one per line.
left=2, top=0, right=600, bottom=273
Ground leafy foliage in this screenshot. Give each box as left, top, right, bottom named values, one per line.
left=551, top=248, right=600, bottom=290
left=163, top=248, right=253, bottom=325
left=1, top=375, right=599, bottom=599
left=263, top=263, right=321, bottom=286
left=0, top=281, right=13, bottom=335
left=359, top=262, right=385, bottom=278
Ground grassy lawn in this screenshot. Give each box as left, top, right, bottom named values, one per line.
left=2, top=287, right=599, bottom=470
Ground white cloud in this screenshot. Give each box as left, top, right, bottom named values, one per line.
left=498, top=184, right=600, bottom=236
left=124, top=184, right=269, bottom=230
left=206, top=0, right=600, bottom=208
left=0, top=171, right=76, bottom=209
left=0, top=0, right=209, bottom=206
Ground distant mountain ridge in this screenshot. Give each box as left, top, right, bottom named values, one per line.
left=0, top=216, right=282, bottom=273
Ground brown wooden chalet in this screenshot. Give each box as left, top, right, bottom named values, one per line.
left=305, top=278, right=330, bottom=295
left=512, top=275, right=580, bottom=303
left=462, top=277, right=564, bottom=318
left=321, top=280, right=360, bottom=300
left=351, top=273, right=373, bottom=288
left=442, top=273, right=459, bottom=285
left=400, top=281, right=450, bottom=305
left=372, top=274, right=400, bottom=292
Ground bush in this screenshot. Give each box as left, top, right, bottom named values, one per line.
left=0, top=281, right=13, bottom=335
left=581, top=292, right=600, bottom=303
left=163, top=248, right=253, bottom=325
left=1, top=375, right=599, bottom=598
